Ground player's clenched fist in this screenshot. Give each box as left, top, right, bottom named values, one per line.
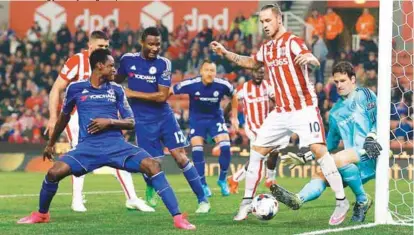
left=43, top=145, right=55, bottom=162
left=210, top=41, right=228, bottom=56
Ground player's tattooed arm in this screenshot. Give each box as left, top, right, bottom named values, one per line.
left=125, top=85, right=169, bottom=103
left=226, top=51, right=263, bottom=69
left=210, top=41, right=262, bottom=69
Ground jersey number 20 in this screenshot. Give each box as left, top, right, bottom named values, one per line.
left=217, top=123, right=228, bottom=132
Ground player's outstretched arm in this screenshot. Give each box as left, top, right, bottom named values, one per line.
left=210, top=41, right=262, bottom=69
left=47, top=76, right=69, bottom=137
left=124, top=85, right=169, bottom=103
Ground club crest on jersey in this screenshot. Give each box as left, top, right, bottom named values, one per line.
left=107, top=89, right=115, bottom=96
left=161, top=70, right=171, bottom=80
left=149, top=66, right=157, bottom=74
left=213, top=91, right=219, bottom=97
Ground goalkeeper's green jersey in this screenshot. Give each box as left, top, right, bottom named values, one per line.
left=327, top=87, right=377, bottom=153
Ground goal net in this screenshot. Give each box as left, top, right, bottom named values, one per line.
left=375, top=0, right=413, bottom=225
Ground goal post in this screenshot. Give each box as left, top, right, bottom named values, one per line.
left=375, top=0, right=393, bottom=225
left=376, top=0, right=413, bottom=225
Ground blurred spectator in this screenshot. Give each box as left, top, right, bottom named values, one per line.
left=394, top=114, right=413, bottom=140
left=56, top=24, right=72, bottom=46
left=363, top=52, right=378, bottom=72
left=356, top=8, right=375, bottom=42
left=306, top=9, right=325, bottom=37
left=311, top=35, right=328, bottom=84
left=197, top=22, right=213, bottom=45
left=174, top=20, right=189, bottom=44
left=186, top=49, right=202, bottom=75
left=107, top=20, right=121, bottom=49
left=324, top=8, right=343, bottom=59
left=280, top=1, right=293, bottom=11
left=155, top=20, right=169, bottom=50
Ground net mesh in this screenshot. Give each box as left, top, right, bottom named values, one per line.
left=388, top=0, right=413, bottom=225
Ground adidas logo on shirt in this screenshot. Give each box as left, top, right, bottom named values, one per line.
left=130, top=65, right=136, bottom=70
left=82, top=89, right=89, bottom=94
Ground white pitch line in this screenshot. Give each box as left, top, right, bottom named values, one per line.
left=295, top=223, right=378, bottom=235
left=0, top=188, right=220, bottom=199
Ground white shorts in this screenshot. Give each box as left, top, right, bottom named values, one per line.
left=65, top=110, right=79, bottom=148
left=253, top=106, right=326, bottom=149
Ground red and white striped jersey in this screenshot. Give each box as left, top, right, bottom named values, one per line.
left=254, top=32, right=318, bottom=113
left=236, top=80, right=274, bottom=137
left=59, top=50, right=91, bottom=82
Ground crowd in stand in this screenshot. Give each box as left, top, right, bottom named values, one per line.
left=0, top=6, right=412, bottom=148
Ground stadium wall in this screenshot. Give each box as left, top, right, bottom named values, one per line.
left=0, top=143, right=412, bottom=180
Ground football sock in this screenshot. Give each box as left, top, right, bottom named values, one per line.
left=317, top=152, right=346, bottom=200
left=218, top=140, right=231, bottom=181
left=181, top=160, right=207, bottom=203
left=151, top=172, right=181, bottom=216
left=72, top=175, right=84, bottom=203
left=232, top=165, right=247, bottom=182
left=142, top=173, right=152, bottom=187
left=244, top=150, right=265, bottom=198
left=192, top=145, right=206, bottom=185
left=266, top=168, right=276, bottom=181
left=114, top=169, right=137, bottom=200
left=298, top=178, right=327, bottom=203
left=39, top=176, right=59, bottom=214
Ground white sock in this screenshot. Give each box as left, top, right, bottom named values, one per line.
left=317, top=152, right=346, bottom=200
left=72, top=175, right=85, bottom=203
left=114, top=169, right=138, bottom=200
left=232, top=165, right=247, bottom=182
left=266, top=168, right=276, bottom=181
left=244, top=150, right=266, bottom=198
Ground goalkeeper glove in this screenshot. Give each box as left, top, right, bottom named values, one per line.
left=363, top=133, right=383, bottom=159
left=280, top=147, right=313, bottom=170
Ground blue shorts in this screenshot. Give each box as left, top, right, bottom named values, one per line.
left=189, top=116, right=228, bottom=140
left=135, top=113, right=188, bottom=158
left=59, top=138, right=151, bottom=177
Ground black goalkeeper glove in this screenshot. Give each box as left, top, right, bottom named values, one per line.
left=363, top=133, right=382, bottom=159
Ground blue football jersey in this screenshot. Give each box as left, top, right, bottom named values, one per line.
left=118, top=53, right=173, bottom=121
left=173, top=77, right=234, bottom=120
left=327, top=87, right=377, bottom=152
left=62, top=80, right=133, bottom=142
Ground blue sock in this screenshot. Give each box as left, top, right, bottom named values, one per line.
left=151, top=171, right=181, bottom=216
left=339, top=164, right=367, bottom=203
left=218, top=140, right=231, bottom=181
left=181, top=160, right=207, bottom=203
left=143, top=173, right=152, bottom=187
left=39, top=176, right=59, bottom=214
left=298, top=178, right=327, bottom=203
left=192, top=145, right=206, bottom=185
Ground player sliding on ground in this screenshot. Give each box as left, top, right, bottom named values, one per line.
left=46, top=31, right=150, bottom=213
left=272, top=61, right=382, bottom=223
left=171, top=60, right=237, bottom=197
left=116, top=27, right=210, bottom=213
left=211, top=3, right=349, bottom=225
left=17, top=49, right=196, bottom=230
left=226, top=67, right=279, bottom=195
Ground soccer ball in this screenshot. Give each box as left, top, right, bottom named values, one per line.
left=251, top=193, right=279, bottom=221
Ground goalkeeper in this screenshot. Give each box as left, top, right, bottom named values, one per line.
left=271, top=62, right=382, bottom=223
